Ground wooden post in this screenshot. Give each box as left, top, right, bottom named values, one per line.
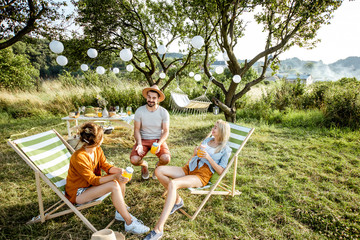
left=35, top=172, right=45, bottom=223
left=232, top=156, right=238, bottom=197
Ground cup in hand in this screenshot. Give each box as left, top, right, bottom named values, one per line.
left=150, top=142, right=159, bottom=154
left=122, top=167, right=134, bottom=182
left=197, top=145, right=206, bottom=157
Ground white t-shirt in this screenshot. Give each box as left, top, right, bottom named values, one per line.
left=134, top=105, right=170, bottom=139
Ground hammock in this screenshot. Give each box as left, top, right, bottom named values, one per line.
left=169, top=83, right=212, bottom=114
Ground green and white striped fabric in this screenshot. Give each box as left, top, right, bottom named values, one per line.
left=14, top=130, right=70, bottom=193
left=228, top=123, right=252, bottom=153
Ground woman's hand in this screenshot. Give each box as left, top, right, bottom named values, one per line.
left=114, top=172, right=129, bottom=183
left=198, top=149, right=210, bottom=160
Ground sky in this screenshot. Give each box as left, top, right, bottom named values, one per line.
left=63, top=1, right=360, bottom=65
left=231, top=0, right=360, bottom=64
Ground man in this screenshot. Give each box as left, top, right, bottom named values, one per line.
left=130, top=85, right=171, bottom=180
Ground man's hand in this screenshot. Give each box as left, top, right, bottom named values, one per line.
left=136, top=144, right=145, bottom=156
left=155, top=144, right=161, bottom=154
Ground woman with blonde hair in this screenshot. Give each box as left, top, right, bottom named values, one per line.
left=65, top=122, right=149, bottom=235
left=144, top=120, right=231, bottom=240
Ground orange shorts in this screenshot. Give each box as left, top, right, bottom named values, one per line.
left=130, top=139, right=170, bottom=160
left=182, top=162, right=213, bottom=187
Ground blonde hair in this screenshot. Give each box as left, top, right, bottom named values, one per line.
left=79, top=122, right=103, bottom=148
left=214, top=120, right=230, bottom=153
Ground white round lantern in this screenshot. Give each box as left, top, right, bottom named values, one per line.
left=215, top=66, right=224, bottom=74
left=194, top=74, right=202, bottom=81
left=233, top=75, right=241, bottom=83
left=80, top=64, right=88, bottom=71
left=113, top=67, right=119, bottom=74
left=96, top=66, right=105, bottom=74
left=223, top=51, right=230, bottom=61
left=157, top=45, right=167, bottom=55
left=140, top=62, right=146, bottom=68
left=49, top=40, right=64, bottom=54
left=191, top=36, right=205, bottom=49
left=126, top=64, right=134, bottom=72
left=159, top=72, right=166, bottom=79
left=87, top=48, right=98, bottom=58
left=120, top=49, right=133, bottom=61
left=56, top=55, right=68, bottom=66
left=189, top=72, right=195, bottom=77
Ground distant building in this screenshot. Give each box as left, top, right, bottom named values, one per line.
left=268, top=73, right=313, bottom=85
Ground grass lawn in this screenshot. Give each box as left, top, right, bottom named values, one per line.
left=0, top=114, right=359, bottom=239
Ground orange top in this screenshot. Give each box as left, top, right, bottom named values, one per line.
left=65, top=147, right=113, bottom=203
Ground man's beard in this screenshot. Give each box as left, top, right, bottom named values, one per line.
left=147, top=101, right=155, bottom=107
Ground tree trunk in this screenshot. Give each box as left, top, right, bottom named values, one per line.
left=224, top=108, right=236, bottom=122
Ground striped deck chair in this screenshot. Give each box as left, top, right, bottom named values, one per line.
left=179, top=122, right=254, bottom=220
left=7, top=129, right=112, bottom=232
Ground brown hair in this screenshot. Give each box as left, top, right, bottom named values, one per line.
left=79, top=122, right=103, bottom=148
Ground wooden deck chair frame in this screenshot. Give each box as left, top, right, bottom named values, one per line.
left=7, top=129, right=113, bottom=232
left=178, top=123, right=254, bottom=221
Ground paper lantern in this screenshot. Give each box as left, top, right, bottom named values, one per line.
left=140, top=62, right=146, bottom=68
left=80, top=64, right=88, bottom=71
left=49, top=40, right=64, bottom=54
left=120, top=49, right=133, bottom=61
left=223, top=51, right=230, bottom=61
left=87, top=48, right=98, bottom=58
left=96, top=66, right=105, bottom=74
left=113, top=67, right=119, bottom=74
left=191, top=36, right=205, bottom=49
left=159, top=72, right=166, bottom=79
left=194, top=74, right=201, bottom=81
left=56, top=55, right=68, bottom=66
left=215, top=66, right=224, bottom=74
left=189, top=72, right=195, bottom=77
left=126, top=64, right=134, bottom=72
left=233, top=75, right=241, bottom=83
left=157, top=45, right=166, bottom=55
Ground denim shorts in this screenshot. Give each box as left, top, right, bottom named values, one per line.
left=76, top=187, right=88, bottom=196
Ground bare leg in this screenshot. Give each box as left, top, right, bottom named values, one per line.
left=130, top=155, right=148, bottom=174
left=75, top=181, right=132, bottom=225
left=153, top=175, right=203, bottom=233
left=158, top=153, right=171, bottom=166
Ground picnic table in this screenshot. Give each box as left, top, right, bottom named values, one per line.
left=61, top=114, right=134, bottom=137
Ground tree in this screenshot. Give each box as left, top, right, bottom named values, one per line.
left=72, top=0, right=204, bottom=91
left=0, top=0, right=67, bottom=50
left=181, top=0, right=342, bottom=122
left=0, top=46, right=39, bottom=90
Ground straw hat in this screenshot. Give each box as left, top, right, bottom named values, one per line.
left=91, top=229, right=125, bottom=240
left=142, top=85, right=165, bottom=102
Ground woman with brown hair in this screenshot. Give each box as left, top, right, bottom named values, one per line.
left=65, top=122, right=149, bottom=235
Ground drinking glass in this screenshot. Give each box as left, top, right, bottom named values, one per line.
left=115, top=106, right=120, bottom=113
left=126, top=106, right=132, bottom=116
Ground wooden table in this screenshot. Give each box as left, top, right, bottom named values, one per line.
left=61, top=114, right=134, bottom=137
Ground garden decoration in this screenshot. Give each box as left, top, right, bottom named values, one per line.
left=81, top=64, right=89, bottom=71
left=190, top=36, right=205, bottom=49
left=194, top=74, right=201, bottom=82
left=56, top=55, right=68, bottom=66
left=159, top=72, right=166, bottom=79
left=140, top=62, right=146, bottom=68
left=189, top=72, right=195, bottom=77
left=215, top=66, right=224, bottom=74
left=126, top=65, right=134, bottom=72
left=120, top=48, right=132, bottom=61
left=232, top=75, right=241, bottom=83
left=175, top=123, right=254, bottom=221
left=112, top=67, right=119, bottom=74
left=157, top=45, right=166, bottom=54
left=49, top=40, right=64, bottom=54
left=96, top=66, right=105, bottom=75
left=87, top=48, right=98, bottom=58
left=169, top=74, right=212, bottom=114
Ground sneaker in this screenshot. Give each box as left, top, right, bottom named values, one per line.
left=115, top=210, right=133, bottom=222
left=170, top=198, right=184, bottom=214
left=141, top=162, right=149, bottom=180
left=125, top=217, right=150, bottom=234
left=144, top=230, right=163, bottom=240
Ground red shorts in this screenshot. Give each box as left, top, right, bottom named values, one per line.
left=182, top=162, right=213, bottom=187
left=130, top=139, right=170, bottom=160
